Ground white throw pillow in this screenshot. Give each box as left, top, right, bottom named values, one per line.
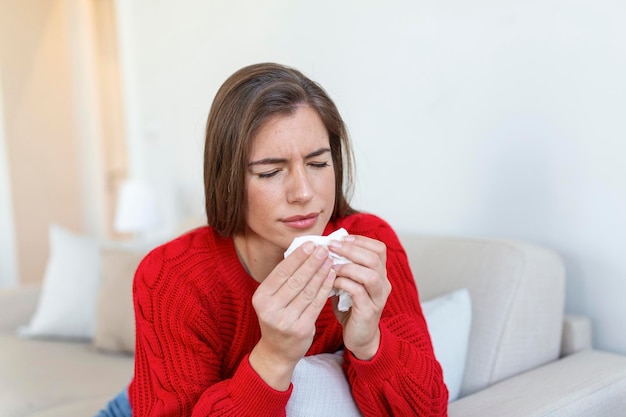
left=284, top=289, right=472, bottom=415
left=421, top=288, right=472, bottom=402
left=286, top=351, right=362, bottom=417
left=18, top=225, right=101, bottom=339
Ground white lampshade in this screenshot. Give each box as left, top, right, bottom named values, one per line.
left=114, top=179, right=161, bottom=233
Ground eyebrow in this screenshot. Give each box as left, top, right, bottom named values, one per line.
left=248, top=147, right=331, bottom=167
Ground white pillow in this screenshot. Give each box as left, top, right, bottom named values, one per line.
left=18, top=225, right=101, bottom=339
left=286, top=351, right=362, bottom=417
left=422, top=288, right=472, bottom=402
left=284, top=289, right=472, bottom=415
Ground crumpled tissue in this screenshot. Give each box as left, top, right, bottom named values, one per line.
left=284, top=228, right=353, bottom=311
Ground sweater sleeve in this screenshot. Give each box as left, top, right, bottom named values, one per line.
left=129, top=243, right=291, bottom=417
left=192, top=355, right=292, bottom=417
left=341, top=215, right=449, bottom=416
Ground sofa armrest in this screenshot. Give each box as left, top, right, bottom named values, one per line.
left=0, top=285, right=40, bottom=332
left=560, top=314, right=593, bottom=357
left=449, top=350, right=626, bottom=417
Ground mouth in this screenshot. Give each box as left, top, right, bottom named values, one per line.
left=281, top=213, right=319, bottom=230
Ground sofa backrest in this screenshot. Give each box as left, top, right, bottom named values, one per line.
left=399, top=235, right=565, bottom=397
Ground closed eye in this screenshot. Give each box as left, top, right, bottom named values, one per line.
left=258, top=170, right=280, bottom=179
left=309, top=162, right=330, bottom=169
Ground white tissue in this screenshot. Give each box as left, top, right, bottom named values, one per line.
left=284, top=228, right=353, bottom=311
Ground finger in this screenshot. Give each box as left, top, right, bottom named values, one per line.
left=329, top=235, right=386, bottom=268
left=289, top=257, right=333, bottom=305
left=299, top=267, right=337, bottom=322
left=332, top=275, right=376, bottom=314
left=344, top=235, right=385, bottom=252
left=276, top=246, right=330, bottom=302
left=286, top=256, right=333, bottom=313
left=333, top=263, right=391, bottom=308
left=333, top=263, right=383, bottom=292
left=261, top=241, right=316, bottom=293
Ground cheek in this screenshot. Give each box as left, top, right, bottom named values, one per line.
left=246, top=183, right=277, bottom=215
left=316, top=169, right=337, bottom=199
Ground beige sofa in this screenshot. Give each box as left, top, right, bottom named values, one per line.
left=2, top=234, right=626, bottom=416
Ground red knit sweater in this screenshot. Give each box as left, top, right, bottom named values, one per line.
left=129, top=213, right=448, bottom=416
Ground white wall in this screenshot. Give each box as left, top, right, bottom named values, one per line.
left=115, top=0, right=626, bottom=354
left=0, top=67, right=19, bottom=288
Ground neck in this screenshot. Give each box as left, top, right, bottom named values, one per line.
left=233, top=234, right=284, bottom=283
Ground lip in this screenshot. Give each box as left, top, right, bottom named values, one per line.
left=282, top=213, right=319, bottom=230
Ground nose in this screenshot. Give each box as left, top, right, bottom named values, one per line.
left=286, top=165, right=313, bottom=204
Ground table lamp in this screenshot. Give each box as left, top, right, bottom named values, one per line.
left=113, top=179, right=161, bottom=238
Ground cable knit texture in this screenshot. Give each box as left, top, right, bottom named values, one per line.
left=129, top=213, right=448, bottom=416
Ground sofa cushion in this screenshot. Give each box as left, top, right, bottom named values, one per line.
left=0, top=286, right=40, bottom=332
left=93, top=248, right=146, bottom=354
left=400, top=235, right=566, bottom=397
left=448, top=350, right=626, bottom=417
left=23, top=397, right=114, bottom=417
left=0, top=334, right=132, bottom=417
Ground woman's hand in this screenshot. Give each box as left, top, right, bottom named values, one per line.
left=329, top=235, right=391, bottom=360
left=249, top=242, right=336, bottom=390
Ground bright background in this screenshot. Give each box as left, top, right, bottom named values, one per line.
left=2, top=0, right=625, bottom=355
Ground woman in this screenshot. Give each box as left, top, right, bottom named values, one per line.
left=99, top=62, right=447, bottom=416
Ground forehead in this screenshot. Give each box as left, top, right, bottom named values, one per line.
left=249, top=106, right=329, bottom=158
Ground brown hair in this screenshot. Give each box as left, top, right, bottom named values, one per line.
left=204, top=62, right=356, bottom=236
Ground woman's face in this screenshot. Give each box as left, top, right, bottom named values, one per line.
left=241, top=105, right=336, bottom=253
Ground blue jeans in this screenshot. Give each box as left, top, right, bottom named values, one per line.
left=95, top=387, right=132, bottom=417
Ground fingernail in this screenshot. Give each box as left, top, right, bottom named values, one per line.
left=302, top=242, right=315, bottom=254
left=329, top=240, right=342, bottom=249
left=327, top=268, right=336, bottom=281
left=315, top=246, right=328, bottom=259
left=343, top=235, right=355, bottom=242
